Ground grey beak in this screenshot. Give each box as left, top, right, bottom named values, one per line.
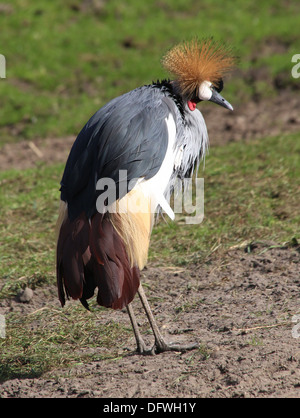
left=209, top=89, right=233, bottom=111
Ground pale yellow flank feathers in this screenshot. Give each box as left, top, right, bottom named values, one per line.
left=109, top=187, right=153, bottom=270
left=56, top=189, right=153, bottom=271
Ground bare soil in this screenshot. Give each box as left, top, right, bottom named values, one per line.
left=1, top=90, right=300, bottom=172
left=0, top=243, right=300, bottom=398
left=0, top=90, right=300, bottom=398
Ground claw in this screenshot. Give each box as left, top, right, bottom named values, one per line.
left=154, top=340, right=198, bottom=354
left=127, top=286, right=199, bottom=356
left=137, top=340, right=198, bottom=356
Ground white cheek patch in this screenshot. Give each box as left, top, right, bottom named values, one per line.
left=198, top=81, right=213, bottom=101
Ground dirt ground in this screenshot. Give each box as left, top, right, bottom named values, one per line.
left=0, top=89, right=300, bottom=398
left=1, top=89, right=300, bottom=172
left=0, top=243, right=300, bottom=398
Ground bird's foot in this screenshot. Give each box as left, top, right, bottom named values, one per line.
left=136, top=339, right=198, bottom=355
left=135, top=338, right=149, bottom=355
left=154, top=339, right=198, bottom=354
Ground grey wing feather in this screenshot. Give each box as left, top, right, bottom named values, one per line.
left=60, top=86, right=171, bottom=220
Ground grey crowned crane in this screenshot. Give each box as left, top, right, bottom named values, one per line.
left=56, top=38, right=235, bottom=354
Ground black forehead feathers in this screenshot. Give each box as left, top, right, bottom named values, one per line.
left=215, top=78, right=224, bottom=93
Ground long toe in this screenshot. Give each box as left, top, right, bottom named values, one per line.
left=155, top=340, right=199, bottom=354
left=136, top=339, right=150, bottom=355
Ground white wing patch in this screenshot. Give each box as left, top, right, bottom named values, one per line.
left=130, top=112, right=177, bottom=220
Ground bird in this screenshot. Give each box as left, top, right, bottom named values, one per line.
left=56, top=38, right=235, bottom=355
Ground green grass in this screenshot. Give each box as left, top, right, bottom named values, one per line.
left=1, top=132, right=299, bottom=293
left=150, top=133, right=300, bottom=265
left=1, top=0, right=300, bottom=382
left=0, top=164, right=62, bottom=297
left=0, top=143, right=299, bottom=379
left=1, top=0, right=300, bottom=144
left=0, top=302, right=127, bottom=381
left=1, top=133, right=298, bottom=381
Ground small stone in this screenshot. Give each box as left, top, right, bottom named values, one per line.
left=18, top=287, right=34, bottom=303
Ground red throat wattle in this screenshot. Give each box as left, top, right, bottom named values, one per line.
left=187, top=100, right=197, bottom=111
